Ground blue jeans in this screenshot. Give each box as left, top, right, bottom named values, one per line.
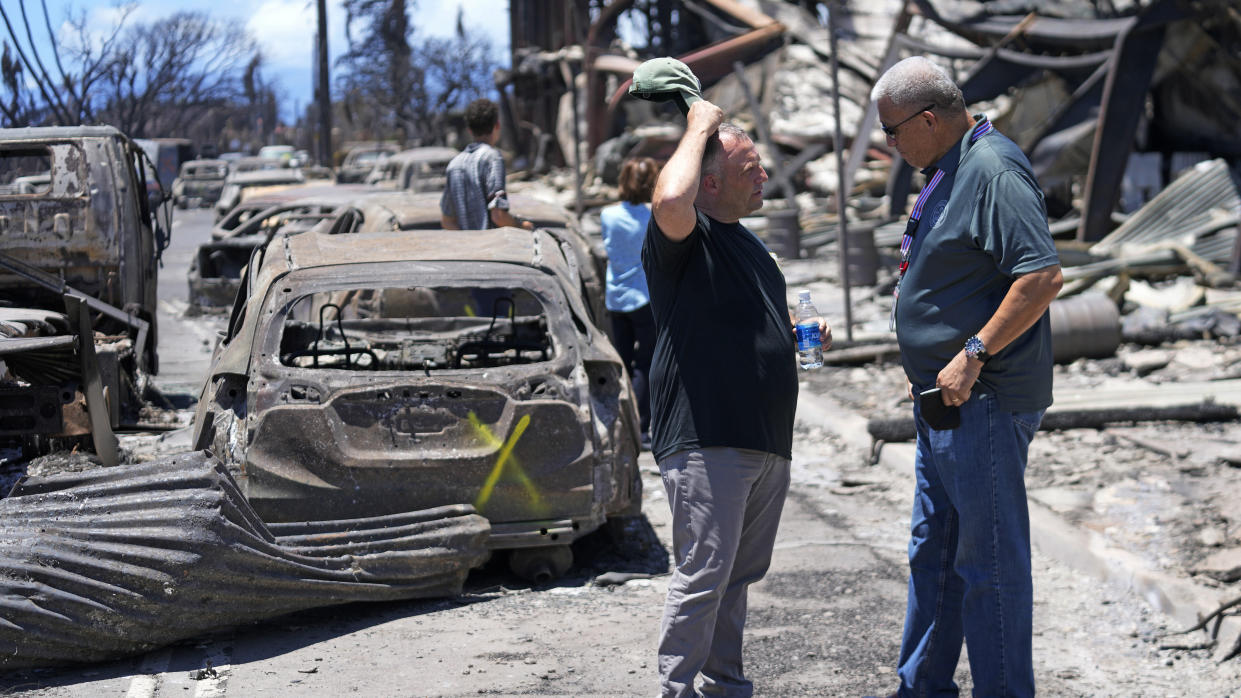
left=897, top=392, right=1043, bottom=698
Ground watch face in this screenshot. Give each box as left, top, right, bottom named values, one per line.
left=966, top=335, right=986, bottom=359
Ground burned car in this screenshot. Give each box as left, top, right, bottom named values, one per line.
left=214, top=163, right=305, bottom=220
left=364, top=146, right=458, bottom=192
left=190, top=185, right=372, bottom=310
left=335, top=141, right=400, bottom=183
left=189, top=200, right=340, bottom=309
left=171, top=158, right=228, bottom=209
left=191, top=227, right=642, bottom=580
left=210, top=183, right=369, bottom=241
left=0, top=126, right=163, bottom=462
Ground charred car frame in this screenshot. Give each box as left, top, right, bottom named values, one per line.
left=0, top=126, right=164, bottom=460
left=192, top=227, right=641, bottom=580
left=171, top=158, right=229, bottom=209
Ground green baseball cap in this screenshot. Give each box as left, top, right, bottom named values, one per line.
left=629, top=57, right=703, bottom=116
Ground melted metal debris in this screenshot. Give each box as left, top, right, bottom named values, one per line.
left=0, top=450, right=490, bottom=670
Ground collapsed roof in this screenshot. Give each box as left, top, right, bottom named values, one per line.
left=504, top=0, right=1241, bottom=246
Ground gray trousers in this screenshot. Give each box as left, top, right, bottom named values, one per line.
left=657, top=447, right=791, bottom=698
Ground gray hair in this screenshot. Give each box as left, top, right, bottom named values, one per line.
left=701, top=123, right=749, bottom=178
left=871, top=56, right=965, bottom=114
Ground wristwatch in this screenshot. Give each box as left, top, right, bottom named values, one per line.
left=964, top=335, right=992, bottom=363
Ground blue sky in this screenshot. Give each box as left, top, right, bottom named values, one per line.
left=26, top=0, right=512, bottom=119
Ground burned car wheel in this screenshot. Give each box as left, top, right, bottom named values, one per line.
left=508, top=545, right=573, bottom=583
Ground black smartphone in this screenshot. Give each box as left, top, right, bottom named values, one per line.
left=918, top=388, right=961, bottom=431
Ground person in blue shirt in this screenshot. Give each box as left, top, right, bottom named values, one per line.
left=600, top=157, right=659, bottom=448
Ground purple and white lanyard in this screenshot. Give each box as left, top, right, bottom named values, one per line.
left=889, top=119, right=993, bottom=332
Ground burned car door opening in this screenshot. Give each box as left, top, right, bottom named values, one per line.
left=0, top=147, right=53, bottom=195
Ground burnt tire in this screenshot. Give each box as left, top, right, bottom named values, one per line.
left=508, top=545, right=573, bottom=584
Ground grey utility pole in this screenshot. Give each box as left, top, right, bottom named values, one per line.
left=828, top=0, right=854, bottom=341
left=316, top=0, right=332, bottom=167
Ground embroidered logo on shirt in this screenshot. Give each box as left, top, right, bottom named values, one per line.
left=928, top=200, right=948, bottom=230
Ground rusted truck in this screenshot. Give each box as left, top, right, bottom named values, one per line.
left=0, top=126, right=165, bottom=459
left=192, top=226, right=642, bottom=581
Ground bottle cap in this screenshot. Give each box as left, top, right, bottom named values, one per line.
left=798, top=289, right=811, bottom=301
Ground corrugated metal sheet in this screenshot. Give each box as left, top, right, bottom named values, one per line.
left=0, top=451, right=490, bottom=670
left=1090, top=158, right=1241, bottom=259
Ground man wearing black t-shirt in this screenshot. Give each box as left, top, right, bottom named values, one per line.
left=642, top=100, right=830, bottom=698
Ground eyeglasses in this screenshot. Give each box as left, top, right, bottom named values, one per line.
left=880, top=104, right=935, bottom=138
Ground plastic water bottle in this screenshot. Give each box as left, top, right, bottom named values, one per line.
left=795, top=289, right=823, bottom=370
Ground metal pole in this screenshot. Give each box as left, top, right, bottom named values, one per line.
left=557, top=58, right=584, bottom=219
left=316, top=0, right=332, bottom=168
left=828, top=0, right=854, bottom=341
left=569, top=65, right=584, bottom=219
left=566, top=5, right=583, bottom=219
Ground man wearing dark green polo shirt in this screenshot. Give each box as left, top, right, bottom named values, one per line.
left=872, top=56, right=1063, bottom=698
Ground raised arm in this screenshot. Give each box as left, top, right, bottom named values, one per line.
left=650, top=100, right=723, bottom=242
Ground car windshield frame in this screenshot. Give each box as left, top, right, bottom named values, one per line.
left=255, top=263, right=571, bottom=377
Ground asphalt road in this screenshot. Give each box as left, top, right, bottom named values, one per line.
left=152, top=207, right=223, bottom=397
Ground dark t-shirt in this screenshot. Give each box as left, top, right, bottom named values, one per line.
left=894, top=116, right=1060, bottom=411
left=642, top=209, right=799, bottom=461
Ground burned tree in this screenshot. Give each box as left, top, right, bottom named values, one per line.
left=0, top=1, right=129, bottom=127
left=0, top=2, right=266, bottom=139
left=339, top=0, right=414, bottom=140
left=93, top=12, right=263, bottom=139
left=337, top=1, right=496, bottom=146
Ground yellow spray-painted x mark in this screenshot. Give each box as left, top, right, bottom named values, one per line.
left=469, top=411, right=544, bottom=513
